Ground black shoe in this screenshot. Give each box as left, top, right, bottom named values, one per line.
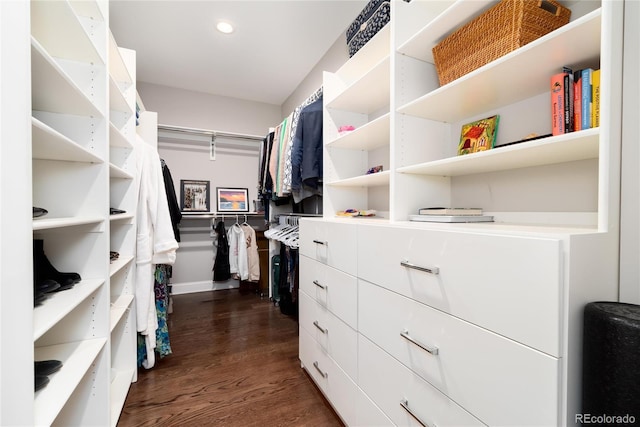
left=35, top=360, right=63, bottom=376
left=32, top=207, right=48, bottom=218
left=35, top=375, right=49, bottom=392
left=34, top=291, right=48, bottom=307
left=33, top=240, right=81, bottom=288
left=36, top=279, right=60, bottom=294
left=110, top=208, right=126, bottom=215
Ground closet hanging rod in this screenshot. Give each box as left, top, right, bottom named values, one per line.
left=158, top=124, right=264, bottom=142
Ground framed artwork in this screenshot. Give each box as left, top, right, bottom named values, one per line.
left=180, top=180, right=210, bottom=212
left=216, top=187, right=249, bottom=212
left=457, top=115, right=500, bottom=156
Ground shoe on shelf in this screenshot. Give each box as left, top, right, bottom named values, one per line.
left=33, top=240, right=81, bottom=288
left=110, top=207, right=126, bottom=215
left=35, top=279, right=60, bottom=294
left=35, top=375, right=49, bottom=392
left=34, top=291, right=48, bottom=307
left=35, top=360, right=63, bottom=376
left=32, top=207, right=48, bottom=218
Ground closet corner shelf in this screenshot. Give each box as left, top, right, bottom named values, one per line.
left=110, top=294, right=134, bottom=333
left=109, top=255, right=134, bottom=278
left=326, top=113, right=390, bottom=150
left=109, top=76, right=134, bottom=116
left=33, top=338, right=108, bottom=427
left=32, top=117, right=104, bottom=164
left=109, top=163, right=135, bottom=179
left=33, top=216, right=105, bottom=231
left=108, top=32, right=133, bottom=87
left=109, top=213, right=135, bottom=223
left=110, top=368, right=136, bottom=426
left=397, top=129, right=599, bottom=177
left=109, top=122, right=134, bottom=149
left=397, top=9, right=601, bottom=123
left=33, top=279, right=105, bottom=341
left=327, top=170, right=390, bottom=188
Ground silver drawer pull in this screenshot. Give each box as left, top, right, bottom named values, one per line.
left=400, top=399, right=434, bottom=427
left=313, top=361, right=328, bottom=378
left=313, top=279, right=326, bottom=290
left=312, top=239, right=327, bottom=245
left=400, top=330, right=439, bottom=355
left=313, top=320, right=328, bottom=334
left=401, top=260, right=439, bottom=275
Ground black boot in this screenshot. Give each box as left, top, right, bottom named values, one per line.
left=33, top=240, right=81, bottom=290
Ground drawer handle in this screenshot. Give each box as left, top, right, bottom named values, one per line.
left=312, top=239, right=327, bottom=245
left=313, top=361, right=328, bottom=378
left=400, top=399, right=434, bottom=427
left=313, top=320, right=328, bottom=334
left=401, top=260, right=439, bottom=275
left=400, top=330, right=439, bottom=356
left=312, top=279, right=326, bottom=290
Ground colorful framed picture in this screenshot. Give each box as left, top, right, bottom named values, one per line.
left=458, top=115, right=500, bottom=155
left=216, top=187, right=249, bottom=212
left=180, top=180, right=210, bottom=212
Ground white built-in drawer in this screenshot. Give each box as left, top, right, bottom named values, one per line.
left=299, top=327, right=358, bottom=426
left=299, top=255, right=357, bottom=329
left=356, top=386, right=393, bottom=427
left=359, top=333, right=485, bottom=427
left=299, top=290, right=357, bottom=381
left=300, top=219, right=357, bottom=275
left=357, top=223, right=562, bottom=356
left=359, top=280, right=560, bottom=426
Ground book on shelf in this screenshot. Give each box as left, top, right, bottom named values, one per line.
left=562, top=66, right=574, bottom=133
left=418, top=207, right=483, bottom=215
left=581, top=68, right=593, bottom=130
left=409, top=214, right=494, bottom=223
left=573, top=69, right=582, bottom=131
left=457, top=115, right=500, bottom=155
left=551, top=72, right=566, bottom=135
left=592, top=69, right=601, bottom=128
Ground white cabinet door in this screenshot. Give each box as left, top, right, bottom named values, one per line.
left=357, top=223, right=562, bottom=356
left=358, top=334, right=485, bottom=427
left=300, top=219, right=357, bottom=275
left=359, top=280, right=560, bottom=426
left=299, top=255, right=358, bottom=329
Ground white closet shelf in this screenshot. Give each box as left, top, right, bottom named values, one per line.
left=327, top=170, right=390, bottom=188
left=31, top=37, right=104, bottom=118
left=110, top=294, right=134, bottom=333
left=326, top=113, right=390, bottom=150
left=33, top=216, right=105, bottom=231
left=109, top=163, right=134, bottom=179
left=32, top=117, right=103, bottom=164
left=110, top=122, right=133, bottom=149
left=336, top=23, right=390, bottom=83
left=397, top=9, right=601, bottom=123
left=31, top=0, right=104, bottom=65
left=68, top=0, right=105, bottom=21
left=109, top=76, right=134, bottom=116
left=34, top=338, right=107, bottom=427
left=398, top=129, right=599, bottom=177
left=326, top=56, right=391, bottom=115
left=109, top=256, right=134, bottom=278
left=33, top=279, right=105, bottom=341
left=110, top=368, right=136, bottom=427
left=109, top=213, right=135, bottom=223
left=108, top=32, right=133, bottom=87
left=397, top=0, right=494, bottom=62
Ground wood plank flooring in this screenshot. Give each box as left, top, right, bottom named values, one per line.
left=117, top=289, right=343, bottom=427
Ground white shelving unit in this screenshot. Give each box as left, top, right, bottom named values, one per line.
left=302, top=1, right=624, bottom=426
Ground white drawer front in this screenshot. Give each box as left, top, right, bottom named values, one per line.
left=356, top=387, right=393, bottom=427
left=299, top=327, right=358, bottom=426
left=299, top=255, right=358, bottom=328
left=357, top=224, right=562, bottom=356
left=300, top=219, right=357, bottom=275
left=359, top=334, right=485, bottom=427
left=299, top=290, right=358, bottom=381
left=359, top=280, right=560, bottom=426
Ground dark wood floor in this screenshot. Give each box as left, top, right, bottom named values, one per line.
left=117, top=289, right=343, bottom=427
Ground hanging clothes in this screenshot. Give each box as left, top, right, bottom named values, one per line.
left=227, top=223, right=249, bottom=281
left=137, top=264, right=172, bottom=367
left=135, top=137, right=179, bottom=369
left=291, top=95, right=323, bottom=203
left=161, top=159, right=182, bottom=242
left=240, top=223, right=260, bottom=282
left=213, top=220, right=231, bottom=281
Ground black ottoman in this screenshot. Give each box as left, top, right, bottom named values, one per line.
left=582, top=302, right=640, bottom=425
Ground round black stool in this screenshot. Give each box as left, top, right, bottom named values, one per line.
left=582, top=302, right=640, bottom=424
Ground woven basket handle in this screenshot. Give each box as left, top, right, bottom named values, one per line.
left=538, top=0, right=562, bottom=17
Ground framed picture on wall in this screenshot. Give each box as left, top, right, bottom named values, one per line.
left=180, top=179, right=210, bottom=212
left=216, top=187, right=249, bottom=212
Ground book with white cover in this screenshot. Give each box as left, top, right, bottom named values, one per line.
left=418, top=207, right=483, bottom=215
left=409, top=214, right=494, bottom=223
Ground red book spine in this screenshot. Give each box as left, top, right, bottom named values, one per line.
left=551, top=73, right=565, bottom=136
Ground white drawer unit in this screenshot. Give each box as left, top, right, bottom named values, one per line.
left=299, top=219, right=357, bottom=276
left=359, top=279, right=560, bottom=426
left=356, top=387, right=394, bottom=427
left=299, top=255, right=358, bottom=329
left=359, top=334, right=485, bottom=427
left=299, top=327, right=358, bottom=426
left=357, top=223, right=562, bottom=356
left=299, top=290, right=358, bottom=381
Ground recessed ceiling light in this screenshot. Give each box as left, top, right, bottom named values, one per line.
left=216, top=21, right=234, bottom=34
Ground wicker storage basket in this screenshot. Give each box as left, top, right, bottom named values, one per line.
left=432, top=0, right=571, bottom=86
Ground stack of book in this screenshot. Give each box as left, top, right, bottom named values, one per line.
left=551, top=66, right=600, bottom=136
left=409, top=207, right=494, bottom=223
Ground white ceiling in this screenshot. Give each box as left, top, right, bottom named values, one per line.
left=109, top=0, right=367, bottom=106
